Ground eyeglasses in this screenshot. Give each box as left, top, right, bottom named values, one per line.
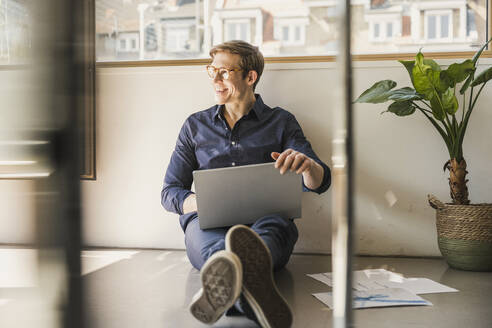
left=206, top=65, right=242, bottom=80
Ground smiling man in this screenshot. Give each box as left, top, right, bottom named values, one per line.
left=161, top=40, right=331, bottom=327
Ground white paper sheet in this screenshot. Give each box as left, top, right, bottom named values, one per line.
left=313, top=288, right=433, bottom=309
left=307, top=269, right=458, bottom=294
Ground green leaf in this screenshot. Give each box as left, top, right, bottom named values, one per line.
left=460, top=38, right=492, bottom=94
left=460, top=75, right=473, bottom=94
left=471, top=66, right=492, bottom=86
left=424, top=59, right=441, bottom=71
left=414, top=52, right=429, bottom=71
left=413, top=52, right=449, bottom=99
left=430, top=95, right=445, bottom=121
left=442, top=88, right=458, bottom=115
left=444, top=60, right=475, bottom=87
left=413, top=67, right=438, bottom=99
left=433, top=70, right=450, bottom=93
left=472, top=38, right=492, bottom=65
left=387, top=87, right=423, bottom=101
left=400, top=58, right=441, bottom=87
left=355, top=80, right=397, bottom=103
left=399, top=60, right=415, bottom=83
left=413, top=55, right=433, bottom=99
left=383, top=101, right=416, bottom=116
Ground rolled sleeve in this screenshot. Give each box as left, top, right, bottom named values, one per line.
left=161, top=119, right=198, bottom=215
left=283, top=113, right=331, bottom=194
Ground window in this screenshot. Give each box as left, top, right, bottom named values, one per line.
left=428, top=16, right=437, bottom=39
left=467, top=7, right=478, bottom=38
left=441, top=15, right=449, bottom=38
left=224, top=19, right=250, bottom=43
left=295, top=26, right=301, bottom=41
left=0, top=0, right=31, bottom=65
left=275, top=24, right=306, bottom=46
left=166, top=27, right=190, bottom=52
left=117, top=33, right=139, bottom=52
left=370, top=20, right=396, bottom=42
left=425, top=10, right=452, bottom=41
left=274, top=16, right=307, bottom=47
left=145, top=23, right=157, bottom=51
left=282, top=26, right=289, bottom=42
left=95, top=0, right=490, bottom=60
left=386, top=22, right=393, bottom=38
left=374, top=23, right=380, bottom=39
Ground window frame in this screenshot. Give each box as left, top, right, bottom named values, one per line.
left=94, top=1, right=491, bottom=66
left=82, top=0, right=96, bottom=180
left=1, top=0, right=480, bottom=181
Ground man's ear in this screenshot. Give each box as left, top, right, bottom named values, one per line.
left=247, top=70, right=258, bottom=87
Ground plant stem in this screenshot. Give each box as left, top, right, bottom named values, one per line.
left=417, top=101, right=433, bottom=114
left=467, top=86, right=474, bottom=116
left=456, top=82, right=487, bottom=161
left=461, top=92, right=466, bottom=122
left=452, top=114, right=458, bottom=135
left=444, top=114, right=454, bottom=140
left=419, top=100, right=450, bottom=136
left=414, top=102, right=452, bottom=155
left=470, top=82, right=486, bottom=110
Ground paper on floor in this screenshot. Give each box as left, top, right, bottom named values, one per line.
left=313, top=288, right=433, bottom=309
left=307, top=268, right=458, bottom=294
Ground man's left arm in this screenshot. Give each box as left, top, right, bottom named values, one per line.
left=271, top=113, right=331, bottom=194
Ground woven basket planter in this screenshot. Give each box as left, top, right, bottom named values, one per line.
left=428, top=195, right=492, bottom=271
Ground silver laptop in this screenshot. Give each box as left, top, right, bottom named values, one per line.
left=193, top=162, right=302, bottom=229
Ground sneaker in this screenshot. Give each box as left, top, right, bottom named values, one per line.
left=226, top=225, right=293, bottom=328
left=189, top=250, right=243, bottom=324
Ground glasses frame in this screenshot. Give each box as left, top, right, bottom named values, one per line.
left=206, top=65, right=243, bottom=80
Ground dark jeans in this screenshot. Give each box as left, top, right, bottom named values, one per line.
left=181, top=212, right=299, bottom=271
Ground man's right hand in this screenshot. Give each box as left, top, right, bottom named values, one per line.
left=183, top=194, right=198, bottom=214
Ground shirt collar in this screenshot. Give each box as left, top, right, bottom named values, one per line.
left=213, top=94, right=268, bottom=122
left=251, top=94, right=268, bottom=121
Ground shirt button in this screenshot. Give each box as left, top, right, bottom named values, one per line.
left=231, top=162, right=236, bottom=166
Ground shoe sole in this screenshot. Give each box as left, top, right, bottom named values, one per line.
left=189, top=250, right=242, bottom=324
left=226, top=225, right=293, bottom=328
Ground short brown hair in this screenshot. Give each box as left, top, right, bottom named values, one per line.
left=210, top=40, right=264, bottom=91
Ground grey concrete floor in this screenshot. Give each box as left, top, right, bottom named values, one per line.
left=81, top=250, right=492, bottom=328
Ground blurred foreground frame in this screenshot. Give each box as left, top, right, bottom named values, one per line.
left=80, top=0, right=96, bottom=180
left=0, top=0, right=95, bottom=180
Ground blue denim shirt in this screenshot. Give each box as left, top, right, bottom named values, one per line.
left=161, top=94, right=331, bottom=216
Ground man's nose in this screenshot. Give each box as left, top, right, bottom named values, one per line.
left=213, top=73, right=223, bottom=82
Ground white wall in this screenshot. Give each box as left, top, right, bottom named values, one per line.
left=2, top=59, right=491, bottom=256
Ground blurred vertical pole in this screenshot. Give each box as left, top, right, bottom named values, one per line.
left=195, top=0, right=200, bottom=52
left=138, top=3, right=148, bottom=60
left=203, top=0, right=211, bottom=53
left=332, top=0, right=354, bottom=326
left=32, top=0, right=84, bottom=327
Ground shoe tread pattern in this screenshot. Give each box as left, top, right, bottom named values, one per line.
left=202, top=258, right=236, bottom=309
left=190, top=256, right=238, bottom=324
left=230, top=227, right=293, bottom=328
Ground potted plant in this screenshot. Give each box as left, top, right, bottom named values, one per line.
left=355, top=41, right=492, bottom=271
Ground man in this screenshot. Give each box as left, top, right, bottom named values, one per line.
left=161, top=40, right=331, bottom=327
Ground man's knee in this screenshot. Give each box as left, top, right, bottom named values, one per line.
left=252, top=215, right=299, bottom=241
left=184, top=218, right=227, bottom=269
